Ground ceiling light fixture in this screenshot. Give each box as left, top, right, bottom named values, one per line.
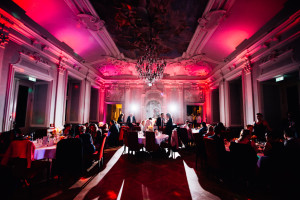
left=135, top=44, right=166, bottom=86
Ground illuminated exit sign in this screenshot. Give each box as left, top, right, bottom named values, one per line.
left=275, top=76, right=284, bottom=82
left=28, top=76, right=36, bottom=82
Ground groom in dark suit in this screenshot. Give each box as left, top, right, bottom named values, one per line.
left=156, top=113, right=165, bottom=130
left=126, top=113, right=136, bottom=129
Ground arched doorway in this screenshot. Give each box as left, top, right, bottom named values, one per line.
left=145, top=100, right=161, bottom=119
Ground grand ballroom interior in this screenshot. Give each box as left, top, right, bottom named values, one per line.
left=0, top=0, right=300, bottom=199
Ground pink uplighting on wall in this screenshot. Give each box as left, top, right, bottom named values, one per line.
left=204, top=0, right=287, bottom=60
left=13, top=0, right=104, bottom=58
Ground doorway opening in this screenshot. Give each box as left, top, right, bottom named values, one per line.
left=186, top=105, right=203, bottom=127
left=261, top=71, right=299, bottom=131
left=106, top=104, right=122, bottom=123
left=13, top=72, right=50, bottom=132
left=228, top=77, right=243, bottom=126
left=65, top=76, right=81, bottom=124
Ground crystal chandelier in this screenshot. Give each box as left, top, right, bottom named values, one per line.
left=135, top=44, right=166, bottom=86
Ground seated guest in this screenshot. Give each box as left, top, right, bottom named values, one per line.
left=77, top=126, right=95, bottom=153
left=208, top=125, right=227, bottom=156
left=126, top=113, right=136, bottom=129
left=263, top=131, right=284, bottom=157
left=246, top=124, right=254, bottom=134
left=85, top=122, right=90, bottom=134
left=282, top=128, right=300, bottom=193
left=237, top=129, right=257, bottom=151
left=181, top=120, right=189, bottom=129
left=1, top=131, right=35, bottom=168
left=139, top=120, right=146, bottom=132
left=63, top=124, right=73, bottom=138
left=283, top=128, right=300, bottom=161
left=89, top=123, right=102, bottom=149
left=103, top=123, right=109, bottom=132
left=203, top=125, right=214, bottom=137
left=145, top=118, right=153, bottom=130
left=108, top=120, right=119, bottom=147
left=199, top=122, right=207, bottom=135
left=77, top=125, right=95, bottom=168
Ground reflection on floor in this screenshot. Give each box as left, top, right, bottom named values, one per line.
left=6, top=146, right=282, bottom=200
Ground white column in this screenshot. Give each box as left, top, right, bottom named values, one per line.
left=219, top=79, right=226, bottom=125
left=162, top=87, right=167, bottom=114
left=140, top=93, right=145, bottom=121
left=124, top=86, right=130, bottom=118
left=54, top=67, right=67, bottom=129
left=178, top=85, right=184, bottom=124
left=83, top=80, right=91, bottom=123
left=242, top=69, right=254, bottom=126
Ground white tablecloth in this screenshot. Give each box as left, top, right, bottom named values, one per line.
left=34, top=144, right=56, bottom=160
left=138, top=132, right=169, bottom=146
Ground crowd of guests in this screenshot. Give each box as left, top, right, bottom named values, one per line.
left=191, top=112, right=300, bottom=192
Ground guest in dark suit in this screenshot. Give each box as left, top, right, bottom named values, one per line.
left=156, top=113, right=165, bottom=130
left=89, top=123, right=102, bottom=149
left=77, top=125, right=95, bottom=154
left=126, top=113, right=136, bottom=129
left=199, top=122, right=208, bottom=135
left=77, top=125, right=95, bottom=168
left=165, top=113, right=174, bottom=155
left=117, top=113, right=124, bottom=124
left=108, top=120, right=120, bottom=147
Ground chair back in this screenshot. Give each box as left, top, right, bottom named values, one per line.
left=1, top=139, right=35, bottom=168
left=98, top=133, right=107, bottom=161
left=203, top=138, right=222, bottom=170
left=127, top=131, right=139, bottom=151
left=145, top=131, right=158, bottom=152
left=178, top=128, right=189, bottom=146
left=133, top=126, right=141, bottom=131
left=0, top=131, right=13, bottom=154
left=56, top=138, right=83, bottom=175
left=123, top=129, right=129, bottom=147
left=193, top=133, right=205, bottom=154
left=119, top=127, right=128, bottom=141
left=229, top=142, right=258, bottom=172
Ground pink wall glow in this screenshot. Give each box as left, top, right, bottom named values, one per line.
left=203, top=0, right=287, bottom=61
left=13, top=0, right=105, bottom=59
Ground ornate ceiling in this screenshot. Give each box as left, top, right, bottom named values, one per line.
left=12, top=0, right=288, bottom=81
left=90, top=0, right=207, bottom=59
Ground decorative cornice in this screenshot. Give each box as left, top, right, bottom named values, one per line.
left=243, top=54, right=252, bottom=74
left=21, top=49, right=50, bottom=66
left=0, top=23, right=9, bottom=47
left=186, top=0, right=235, bottom=56
left=77, top=13, right=105, bottom=31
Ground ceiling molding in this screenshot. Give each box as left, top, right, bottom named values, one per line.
left=64, top=0, right=122, bottom=58
left=185, top=0, right=235, bottom=57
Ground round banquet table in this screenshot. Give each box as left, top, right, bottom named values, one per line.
left=138, top=132, right=169, bottom=146
left=34, top=144, right=56, bottom=160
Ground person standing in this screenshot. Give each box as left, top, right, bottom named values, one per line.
left=165, top=113, right=174, bottom=156
left=196, top=114, right=202, bottom=127
left=156, top=113, right=165, bottom=130
left=253, top=113, right=271, bottom=142
left=117, top=113, right=124, bottom=124
left=126, top=113, right=136, bottom=129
